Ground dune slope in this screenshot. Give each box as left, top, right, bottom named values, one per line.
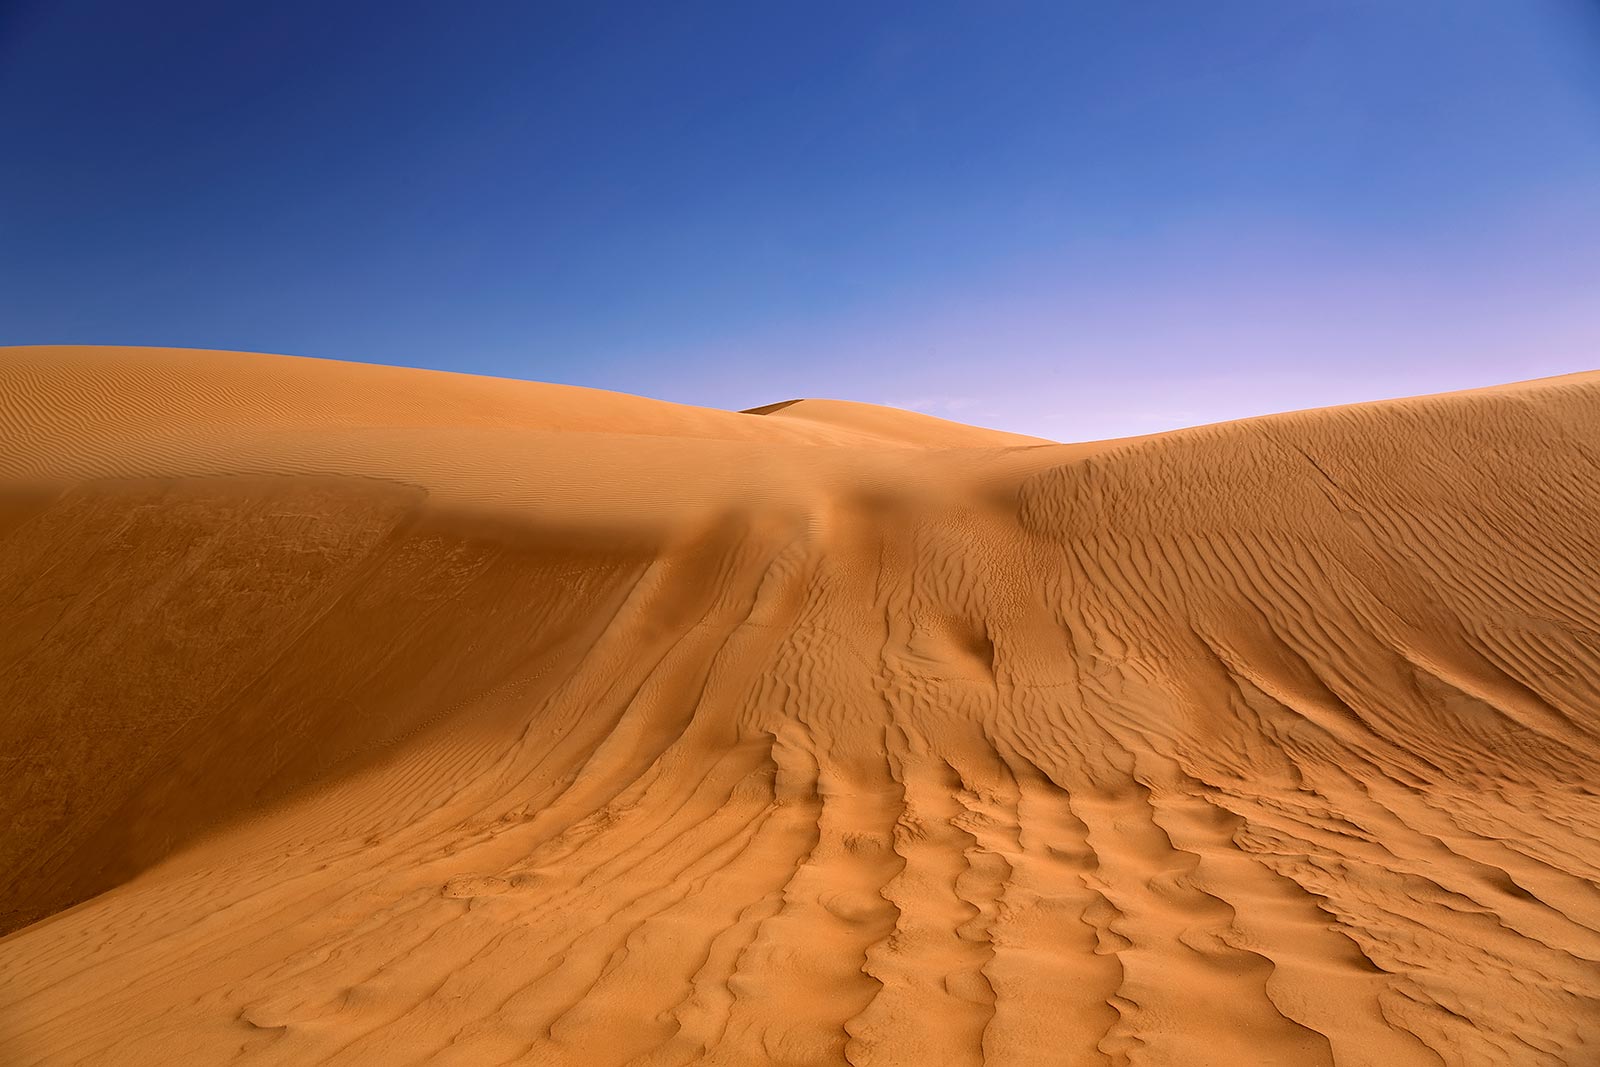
left=3, top=346, right=1600, bottom=1066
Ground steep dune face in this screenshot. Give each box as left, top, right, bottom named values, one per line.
left=2, top=347, right=1599, bottom=1066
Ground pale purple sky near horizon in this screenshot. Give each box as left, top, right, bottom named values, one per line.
left=3, top=2, right=1599, bottom=441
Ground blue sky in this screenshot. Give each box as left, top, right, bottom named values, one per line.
left=3, top=1, right=1599, bottom=439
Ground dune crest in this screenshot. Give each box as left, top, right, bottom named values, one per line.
left=3, top=346, right=1599, bottom=1066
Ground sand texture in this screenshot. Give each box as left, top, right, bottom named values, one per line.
left=3, top=345, right=1600, bottom=1066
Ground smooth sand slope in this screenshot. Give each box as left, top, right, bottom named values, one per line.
left=3, top=346, right=1600, bottom=1066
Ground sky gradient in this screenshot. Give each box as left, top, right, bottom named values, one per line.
left=4, top=1, right=1599, bottom=440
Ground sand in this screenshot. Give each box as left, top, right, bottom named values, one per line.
left=2, top=344, right=1598, bottom=1066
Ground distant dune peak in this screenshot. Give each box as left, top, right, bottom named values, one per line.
left=740, top=398, right=805, bottom=415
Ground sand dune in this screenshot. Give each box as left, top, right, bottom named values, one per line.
left=3, top=345, right=1599, bottom=1066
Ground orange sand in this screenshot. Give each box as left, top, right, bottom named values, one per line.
left=2, top=345, right=1598, bottom=1065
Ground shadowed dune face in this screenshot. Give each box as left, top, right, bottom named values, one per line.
left=2, top=347, right=1600, bottom=1066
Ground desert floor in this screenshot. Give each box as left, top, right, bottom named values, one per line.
left=3, top=346, right=1599, bottom=1065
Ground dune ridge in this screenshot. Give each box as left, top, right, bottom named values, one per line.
left=2, top=346, right=1599, bottom=1065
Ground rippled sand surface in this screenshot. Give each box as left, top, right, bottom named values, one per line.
left=3, top=346, right=1599, bottom=1065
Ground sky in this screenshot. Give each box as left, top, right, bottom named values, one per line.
left=3, top=1, right=1599, bottom=440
